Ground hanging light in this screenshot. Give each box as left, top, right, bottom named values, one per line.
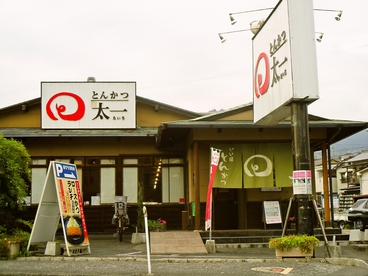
left=228, top=8, right=273, bottom=25
left=335, top=11, right=342, bottom=21
left=316, top=32, right=324, bottom=42
left=218, top=29, right=252, bottom=43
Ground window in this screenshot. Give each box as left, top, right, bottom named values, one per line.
left=340, top=171, right=353, bottom=183
left=30, top=157, right=115, bottom=204
left=122, top=157, right=184, bottom=203
left=83, top=158, right=116, bottom=204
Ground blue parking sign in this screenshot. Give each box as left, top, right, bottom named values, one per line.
left=54, top=162, right=77, bottom=179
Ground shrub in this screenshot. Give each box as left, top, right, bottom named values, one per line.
left=269, top=234, right=320, bottom=254
left=0, top=237, right=9, bottom=259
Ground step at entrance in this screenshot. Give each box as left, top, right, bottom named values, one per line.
left=150, top=231, right=208, bottom=255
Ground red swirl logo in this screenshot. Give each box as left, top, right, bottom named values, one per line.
left=254, top=52, right=270, bottom=98
left=46, top=92, right=85, bottom=121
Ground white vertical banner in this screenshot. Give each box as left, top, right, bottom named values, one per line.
left=205, top=148, right=221, bottom=231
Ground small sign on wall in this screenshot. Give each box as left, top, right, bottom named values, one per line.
left=263, top=201, right=282, bottom=224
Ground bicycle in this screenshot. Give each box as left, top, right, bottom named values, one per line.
left=112, top=201, right=130, bottom=242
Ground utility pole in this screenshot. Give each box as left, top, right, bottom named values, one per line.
left=291, top=102, right=313, bottom=235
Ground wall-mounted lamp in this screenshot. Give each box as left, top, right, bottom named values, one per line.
left=314, top=9, right=343, bottom=21
left=218, top=29, right=252, bottom=43
left=229, top=8, right=273, bottom=25
left=316, top=32, right=324, bottom=42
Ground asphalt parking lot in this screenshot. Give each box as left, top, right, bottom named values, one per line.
left=0, top=233, right=368, bottom=275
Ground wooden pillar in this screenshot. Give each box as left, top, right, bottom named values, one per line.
left=322, top=141, right=331, bottom=227
left=194, top=141, right=200, bottom=230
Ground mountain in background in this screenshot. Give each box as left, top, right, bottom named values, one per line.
left=315, top=129, right=368, bottom=158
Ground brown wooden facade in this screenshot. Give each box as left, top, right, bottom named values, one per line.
left=1, top=96, right=367, bottom=232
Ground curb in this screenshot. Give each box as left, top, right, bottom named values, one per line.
left=325, top=258, right=368, bottom=269
left=16, top=256, right=368, bottom=268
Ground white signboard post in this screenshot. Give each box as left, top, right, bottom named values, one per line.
left=41, top=82, right=136, bottom=129
left=252, top=0, right=319, bottom=125
left=28, top=161, right=91, bottom=256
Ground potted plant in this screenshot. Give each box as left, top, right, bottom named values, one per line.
left=269, top=234, right=320, bottom=258
left=148, top=218, right=167, bottom=232
left=0, top=229, right=30, bottom=259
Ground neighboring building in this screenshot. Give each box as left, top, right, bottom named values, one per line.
left=358, top=166, right=368, bottom=195
left=342, top=151, right=368, bottom=196
left=315, top=150, right=368, bottom=216
left=1, top=85, right=367, bottom=232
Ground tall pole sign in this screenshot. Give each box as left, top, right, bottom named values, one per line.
left=252, top=0, right=319, bottom=126
left=252, top=0, right=319, bottom=235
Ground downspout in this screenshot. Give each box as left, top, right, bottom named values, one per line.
left=194, top=141, right=200, bottom=230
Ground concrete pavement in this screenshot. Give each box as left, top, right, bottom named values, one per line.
left=0, top=232, right=368, bottom=275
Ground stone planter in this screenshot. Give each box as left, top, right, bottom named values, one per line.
left=275, top=247, right=313, bottom=259
left=131, top=233, right=146, bottom=244
left=151, top=227, right=164, bottom=232
left=45, top=241, right=61, bottom=256
left=8, top=242, right=20, bottom=258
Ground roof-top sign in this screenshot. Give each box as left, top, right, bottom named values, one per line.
left=41, top=82, right=136, bottom=129
left=252, top=0, right=319, bottom=125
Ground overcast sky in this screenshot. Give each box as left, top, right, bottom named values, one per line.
left=1, top=0, right=367, bottom=122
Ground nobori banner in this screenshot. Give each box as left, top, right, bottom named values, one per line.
left=41, top=82, right=136, bottom=129
left=252, top=0, right=319, bottom=125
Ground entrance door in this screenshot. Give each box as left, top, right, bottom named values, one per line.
left=246, top=202, right=263, bottom=229
left=213, top=188, right=238, bottom=230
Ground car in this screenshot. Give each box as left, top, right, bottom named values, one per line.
left=334, top=213, right=349, bottom=230
left=348, top=198, right=368, bottom=231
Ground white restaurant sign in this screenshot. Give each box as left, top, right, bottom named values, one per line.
left=41, top=82, right=136, bottom=129
left=252, top=0, right=319, bottom=125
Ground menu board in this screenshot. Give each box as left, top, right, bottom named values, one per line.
left=27, top=161, right=90, bottom=256
left=54, top=162, right=90, bottom=252
left=263, top=201, right=282, bottom=224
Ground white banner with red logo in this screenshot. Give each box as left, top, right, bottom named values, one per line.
left=41, top=82, right=136, bottom=129
left=205, top=148, right=221, bottom=231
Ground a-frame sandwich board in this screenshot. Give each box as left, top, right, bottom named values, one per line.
left=27, top=161, right=90, bottom=256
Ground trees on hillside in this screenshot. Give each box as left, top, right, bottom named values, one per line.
left=0, top=135, right=31, bottom=233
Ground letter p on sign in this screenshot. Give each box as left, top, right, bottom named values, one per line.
left=55, top=163, right=63, bottom=177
